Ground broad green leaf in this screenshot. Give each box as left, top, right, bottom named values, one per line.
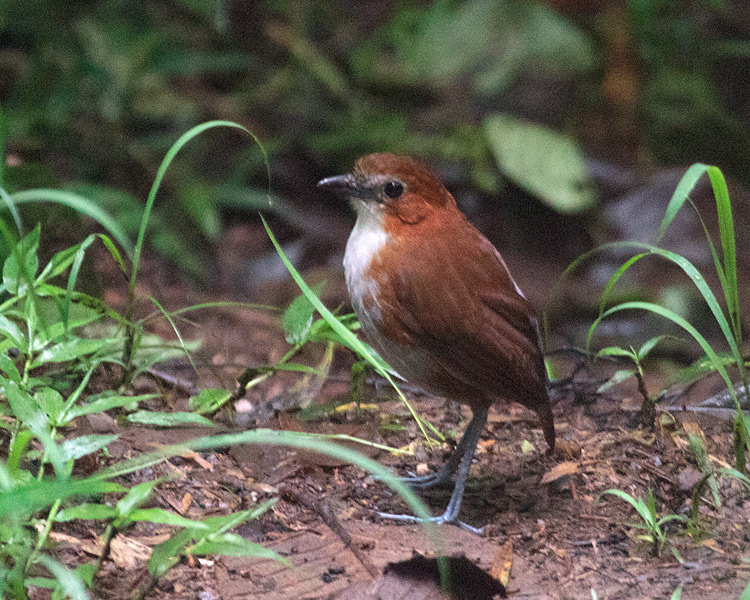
left=3, top=380, right=47, bottom=432
left=484, top=114, right=596, bottom=214
left=597, top=369, right=636, bottom=393
left=6, top=429, right=33, bottom=479
left=23, top=577, right=57, bottom=590
left=59, top=434, right=118, bottom=462
left=0, top=351, right=21, bottom=382
left=0, top=314, right=26, bottom=351
left=66, top=394, right=159, bottom=421
left=191, top=534, right=290, bottom=563
left=129, top=508, right=210, bottom=529
left=189, top=388, right=231, bottom=414
left=596, top=346, right=635, bottom=359
left=126, top=411, right=214, bottom=427
left=31, top=292, right=112, bottom=336
left=179, top=181, right=221, bottom=239
left=0, top=478, right=124, bottom=517
left=117, top=479, right=162, bottom=517
left=36, top=237, right=92, bottom=284
left=283, top=283, right=324, bottom=345
left=74, top=563, right=97, bottom=588
left=31, top=337, right=114, bottom=368
left=353, top=0, right=594, bottom=91
left=35, top=388, right=65, bottom=422
left=56, top=503, right=118, bottom=521
left=638, top=336, right=666, bottom=359
left=148, top=527, right=194, bottom=577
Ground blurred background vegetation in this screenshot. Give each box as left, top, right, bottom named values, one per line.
left=2, top=0, right=750, bottom=310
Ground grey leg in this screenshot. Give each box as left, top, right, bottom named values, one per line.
left=400, top=410, right=479, bottom=489
left=377, top=405, right=489, bottom=534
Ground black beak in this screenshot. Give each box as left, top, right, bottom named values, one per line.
left=318, top=173, right=380, bottom=202
left=316, top=173, right=358, bottom=195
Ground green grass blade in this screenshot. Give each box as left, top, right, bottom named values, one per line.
left=63, top=235, right=96, bottom=335
left=129, top=120, right=268, bottom=301
left=0, top=478, right=125, bottom=518
left=147, top=296, right=201, bottom=380
left=588, top=301, right=735, bottom=398
left=140, top=300, right=278, bottom=326
left=600, top=489, right=654, bottom=527
left=655, top=163, right=743, bottom=385
left=706, top=166, right=741, bottom=352
left=599, top=253, right=649, bottom=314
left=10, top=189, right=131, bottom=256
left=657, top=163, right=709, bottom=242
left=588, top=242, right=742, bottom=371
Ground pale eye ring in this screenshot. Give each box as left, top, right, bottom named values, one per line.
left=383, top=180, right=404, bottom=199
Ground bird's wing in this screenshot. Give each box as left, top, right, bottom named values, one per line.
left=388, top=221, right=548, bottom=409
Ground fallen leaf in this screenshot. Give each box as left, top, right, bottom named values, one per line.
left=489, top=540, right=513, bottom=587
left=540, top=461, right=579, bottom=484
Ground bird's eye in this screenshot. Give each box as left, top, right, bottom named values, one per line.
left=383, top=181, right=404, bottom=199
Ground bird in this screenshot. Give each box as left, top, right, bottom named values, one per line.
left=317, top=153, right=555, bottom=531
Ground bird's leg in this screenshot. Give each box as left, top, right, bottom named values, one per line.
left=377, top=405, right=489, bottom=533
left=400, top=410, right=480, bottom=489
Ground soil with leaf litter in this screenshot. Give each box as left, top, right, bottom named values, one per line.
left=44, top=299, right=749, bottom=600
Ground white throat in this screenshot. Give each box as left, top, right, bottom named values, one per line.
left=343, top=200, right=388, bottom=312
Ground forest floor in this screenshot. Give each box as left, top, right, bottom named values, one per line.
left=45, top=292, right=750, bottom=600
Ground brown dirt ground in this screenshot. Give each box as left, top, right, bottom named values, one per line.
left=40, top=303, right=750, bottom=600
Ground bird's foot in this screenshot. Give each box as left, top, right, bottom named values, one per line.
left=375, top=510, right=484, bottom=535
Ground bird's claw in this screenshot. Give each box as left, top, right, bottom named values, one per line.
left=399, top=472, right=453, bottom=490
left=375, top=510, right=484, bottom=535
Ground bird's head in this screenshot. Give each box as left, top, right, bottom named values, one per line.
left=317, top=153, right=457, bottom=227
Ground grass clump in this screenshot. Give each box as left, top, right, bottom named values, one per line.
left=0, top=121, right=442, bottom=599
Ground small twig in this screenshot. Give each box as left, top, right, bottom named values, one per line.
left=570, top=533, right=627, bottom=547
left=661, top=405, right=748, bottom=421
left=279, top=485, right=379, bottom=579
left=146, top=368, right=198, bottom=395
